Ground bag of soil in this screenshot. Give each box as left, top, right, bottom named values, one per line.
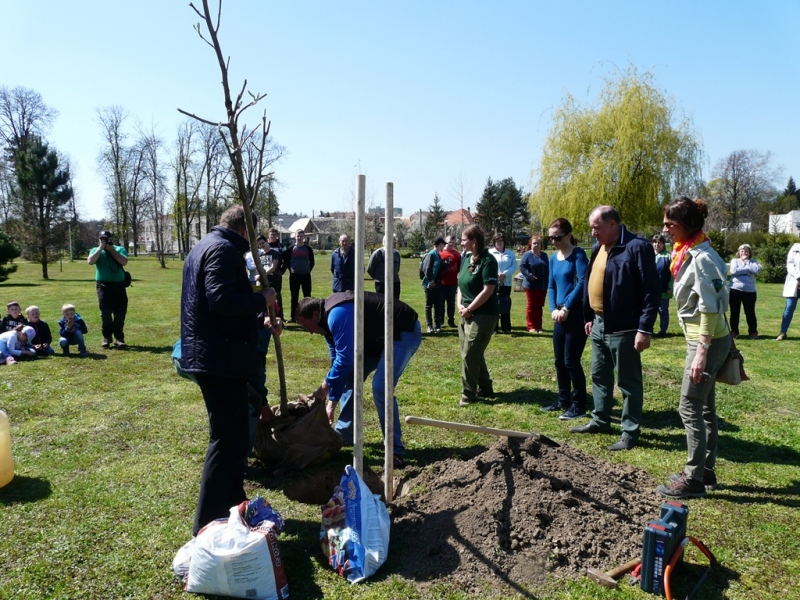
left=320, top=465, right=390, bottom=583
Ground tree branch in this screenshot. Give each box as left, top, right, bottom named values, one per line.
left=176, top=108, right=227, bottom=129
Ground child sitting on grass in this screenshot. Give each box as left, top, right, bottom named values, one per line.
left=26, top=305, right=55, bottom=356
left=2, top=301, right=28, bottom=332
left=0, top=325, right=37, bottom=365
left=58, top=304, right=88, bottom=357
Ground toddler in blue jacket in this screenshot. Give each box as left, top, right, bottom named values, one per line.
left=58, top=304, right=88, bottom=357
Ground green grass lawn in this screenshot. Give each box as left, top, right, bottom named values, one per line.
left=1, top=255, right=798, bottom=599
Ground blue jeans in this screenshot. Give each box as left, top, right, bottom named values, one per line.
left=552, top=311, right=588, bottom=409
left=335, top=321, right=422, bottom=455
left=657, top=297, right=670, bottom=335
left=780, top=297, right=798, bottom=334
left=59, top=330, right=86, bottom=354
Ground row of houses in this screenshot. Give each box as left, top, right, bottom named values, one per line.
left=136, top=208, right=476, bottom=253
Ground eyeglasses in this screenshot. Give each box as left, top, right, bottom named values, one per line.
left=549, top=235, right=564, bottom=242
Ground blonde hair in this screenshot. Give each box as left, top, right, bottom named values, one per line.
left=25, top=305, right=39, bottom=316
left=61, top=303, right=76, bottom=314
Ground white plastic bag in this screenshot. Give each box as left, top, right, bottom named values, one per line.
left=186, top=505, right=289, bottom=600
left=320, top=465, right=391, bottom=583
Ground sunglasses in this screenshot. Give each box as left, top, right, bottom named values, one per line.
left=549, top=235, right=564, bottom=242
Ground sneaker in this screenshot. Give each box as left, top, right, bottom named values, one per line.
left=657, top=472, right=707, bottom=498
left=459, top=397, right=473, bottom=407
left=62, top=348, right=70, bottom=356
left=448, top=321, right=456, bottom=328
left=102, top=339, right=111, bottom=349
left=434, top=327, right=442, bottom=333
left=79, top=351, right=89, bottom=358
left=427, top=326, right=434, bottom=334
left=476, top=387, right=494, bottom=397
left=113, top=340, right=126, bottom=348
left=669, top=469, right=717, bottom=491
left=5, top=357, right=17, bottom=365
left=541, top=401, right=566, bottom=412
left=749, top=333, right=758, bottom=340
left=559, top=405, right=588, bottom=420
left=776, top=332, right=787, bottom=341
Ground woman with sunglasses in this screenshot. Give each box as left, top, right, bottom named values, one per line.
left=519, top=235, right=549, bottom=333
left=544, top=219, right=589, bottom=420
left=658, top=196, right=730, bottom=499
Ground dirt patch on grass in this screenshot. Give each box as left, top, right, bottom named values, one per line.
left=387, top=437, right=662, bottom=597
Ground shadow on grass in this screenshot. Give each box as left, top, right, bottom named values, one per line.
left=643, top=409, right=741, bottom=433
left=61, top=352, right=108, bottom=361
left=0, top=475, right=52, bottom=505
left=477, top=389, right=562, bottom=408
left=280, top=517, right=327, bottom=599
left=663, top=561, right=739, bottom=600
left=710, top=479, right=800, bottom=508
left=121, top=344, right=174, bottom=355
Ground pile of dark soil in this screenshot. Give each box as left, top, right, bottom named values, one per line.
left=388, top=437, right=663, bottom=596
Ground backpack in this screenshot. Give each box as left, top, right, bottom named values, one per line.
left=419, top=254, right=427, bottom=279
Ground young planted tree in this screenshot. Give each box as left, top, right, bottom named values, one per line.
left=179, top=0, right=286, bottom=408
left=529, top=67, right=703, bottom=234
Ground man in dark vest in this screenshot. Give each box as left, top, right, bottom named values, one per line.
left=296, top=291, right=421, bottom=468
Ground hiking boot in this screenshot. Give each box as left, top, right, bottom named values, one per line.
left=776, top=332, right=787, bottom=341
left=669, top=469, right=717, bottom=491
left=541, top=400, right=566, bottom=412
left=558, top=405, right=588, bottom=420
left=608, top=436, right=636, bottom=451
left=657, top=472, right=706, bottom=499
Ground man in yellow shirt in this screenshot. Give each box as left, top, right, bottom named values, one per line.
left=570, top=206, right=661, bottom=451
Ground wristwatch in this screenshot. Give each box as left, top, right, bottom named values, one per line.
left=699, top=342, right=711, bottom=350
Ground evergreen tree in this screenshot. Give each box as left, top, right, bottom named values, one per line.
left=424, top=193, right=447, bottom=244
left=475, top=177, right=529, bottom=243
left=0, top=229, right=20, bottom=282
left=12, top=137, right=73, bottom=278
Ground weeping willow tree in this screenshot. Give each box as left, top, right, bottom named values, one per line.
left=529, top=67, right=703, bottom=235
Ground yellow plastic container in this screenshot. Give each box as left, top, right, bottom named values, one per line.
left=0, top=409, right=14, bottom=488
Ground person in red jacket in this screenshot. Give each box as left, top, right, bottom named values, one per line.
left=439, top=235, right=462, bottom=328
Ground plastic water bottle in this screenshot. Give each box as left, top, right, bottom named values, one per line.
left=0, top=409, right=14, bottom=488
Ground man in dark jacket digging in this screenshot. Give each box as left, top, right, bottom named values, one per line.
left=296, top=291, right=422, bottom=468
left=181, top=204, right=275, bottom=536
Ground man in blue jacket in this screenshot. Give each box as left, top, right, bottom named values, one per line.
left=181, top=205, right=275, bottom=536
left=296, top=291, right=421, bottom=468
left=330, top=234, right=356, bottom=292
left=571, top=205, right=660, bottom=451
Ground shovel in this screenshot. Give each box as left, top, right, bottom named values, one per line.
left=405, top=416, right=560, bottom=448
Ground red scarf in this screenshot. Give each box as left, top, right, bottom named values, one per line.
left=670, top=230, right=707, bottom=279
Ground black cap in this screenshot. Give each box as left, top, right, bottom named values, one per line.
left=433, top=236, right=446, bottom=246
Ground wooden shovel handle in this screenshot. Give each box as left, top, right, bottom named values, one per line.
left=405, top=416, right=534, bottom=439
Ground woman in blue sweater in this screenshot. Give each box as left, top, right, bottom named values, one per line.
left=544, top=218, right=590, bottom=420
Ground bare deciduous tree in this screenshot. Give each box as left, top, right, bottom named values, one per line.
left=179, top=0, right=287, bottom=408
left=0, top=86, right=57, bottom=150
left=96, top=106, right=131, bottom=246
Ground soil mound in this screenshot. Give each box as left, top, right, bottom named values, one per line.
left=389, top=437, right=663, bottom=596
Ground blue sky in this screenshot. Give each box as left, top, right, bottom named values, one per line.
left=2, top=1, right=798, bottom=221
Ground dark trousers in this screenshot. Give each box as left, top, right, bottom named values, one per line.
left=192, top=374, right=250, bottom=536
left=374, top=281, right=401, bottom=299
left=496, top=286, right=512, bottom=333
left=729, top=289, right=758, bottom=336
left=424, top=285, right=444, bottom=329
left=96, top=281, right=128, bottom=342
left=268, top=275, right=283, bottom=315
left=289, top=272, right=312, bottom=320
left=552, top=311, right=588, bottom=409
left=442, top=285, right=457, bottom=325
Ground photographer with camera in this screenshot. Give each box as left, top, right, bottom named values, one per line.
left=87, top=230, right=129, bottom=348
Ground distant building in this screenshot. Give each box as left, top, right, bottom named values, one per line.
left=769, top=211, right=800, bottom=235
